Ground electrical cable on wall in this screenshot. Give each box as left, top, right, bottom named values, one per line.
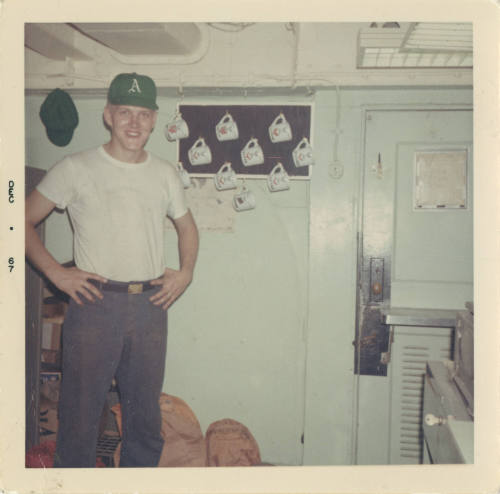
left=334, top=85, right=341, bottom=162
left=289, top=22, right=300, bottom=89
left=329, top=85, right=344, bottom=179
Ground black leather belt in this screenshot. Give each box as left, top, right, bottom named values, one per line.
left=92, top=280, right=157, bottom=294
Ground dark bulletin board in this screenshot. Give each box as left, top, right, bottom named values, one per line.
left=178, top=104, right=312, bottom=178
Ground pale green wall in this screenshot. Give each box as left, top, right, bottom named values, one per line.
left=25, top=85, right=472, bottom=465
left=26, top=90, right=310, bottom=465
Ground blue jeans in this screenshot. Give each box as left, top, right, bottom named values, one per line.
left=53, top=281, right=167, bottom=467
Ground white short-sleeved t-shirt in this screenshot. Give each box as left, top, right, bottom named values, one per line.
left=37, top=146, right=188, bottom=282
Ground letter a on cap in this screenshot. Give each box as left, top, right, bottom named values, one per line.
left=128, top=78, right=142, bottom=94
left=108, top=73, right=158, bottom=110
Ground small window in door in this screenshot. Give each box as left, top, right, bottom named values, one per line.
left=414, top=149, right=468, bottom=209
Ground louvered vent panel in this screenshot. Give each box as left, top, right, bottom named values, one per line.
left=389, top=330, right=453, bottom=464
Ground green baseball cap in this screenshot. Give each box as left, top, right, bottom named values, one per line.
left=39, top=88, right=79, bottom=147
left=107, top=72, right=159, bottom=110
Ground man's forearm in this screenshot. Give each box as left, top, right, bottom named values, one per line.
left=174, top=210, right=199, bottom=279
left=178, top=221, right=199, bottom=277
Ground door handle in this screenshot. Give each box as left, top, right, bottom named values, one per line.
left=425, top=413, right=447, bottom=427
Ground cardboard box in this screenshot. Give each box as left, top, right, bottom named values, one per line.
left=40, top=403, right=59, bottom=432
left=41, top=349, right=61, bottom=366
left=40, top=371, right=61, bottom=383
left=40, top=372, right=61, bottom=399
left=41, top=322, right=62, bottom=351
left=42, top=294, right=68, bottom=319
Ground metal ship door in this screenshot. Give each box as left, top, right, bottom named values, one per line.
left=355, top=108, right=473, bottom=377
left=353, top=108, right=473, bottom=465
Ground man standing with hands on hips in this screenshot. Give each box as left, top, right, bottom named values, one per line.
left=25, top=73, right=199, bottom=467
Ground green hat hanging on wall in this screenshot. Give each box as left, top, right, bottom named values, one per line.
left=39, top=88, right=79, bottom=146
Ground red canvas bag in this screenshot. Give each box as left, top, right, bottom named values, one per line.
left=205, top=418, right=261, bottom=466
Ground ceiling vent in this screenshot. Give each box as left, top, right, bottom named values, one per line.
left=25, top=23, right=209, bottom=65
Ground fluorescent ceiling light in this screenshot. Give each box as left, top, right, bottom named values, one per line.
left=403, top=23, right=472, bottom=52
left=358, top=22, right=473, bottom=68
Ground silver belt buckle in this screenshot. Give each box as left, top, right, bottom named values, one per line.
left=128, top=283, right=143, bottom=294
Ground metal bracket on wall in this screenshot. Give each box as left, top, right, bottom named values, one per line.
left=379, top=326, right=394, bottom=365
left=354, top=255, right=392, bottom=376
left=369, top=257, right=384, bottom=303
left=354, top=306, right=391, bottom=376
